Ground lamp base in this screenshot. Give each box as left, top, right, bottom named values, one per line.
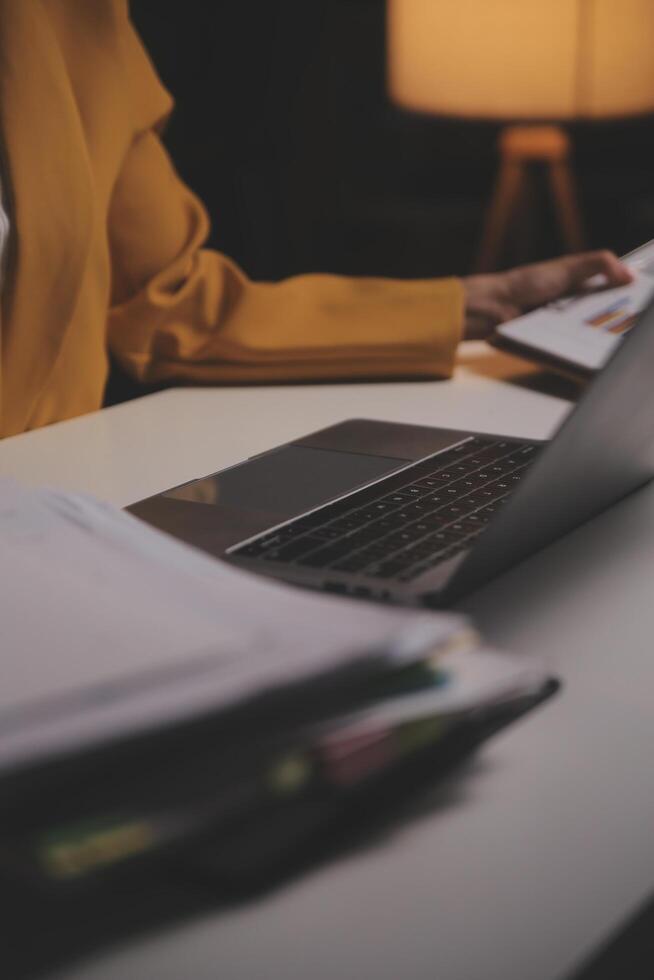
left=475, top=124, right=586, bottom=272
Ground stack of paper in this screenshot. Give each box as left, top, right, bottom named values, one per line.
left=0, top=479, right=554, bottom=887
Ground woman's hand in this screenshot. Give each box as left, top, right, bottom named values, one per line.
left=462, top=251, right=633, bottom=341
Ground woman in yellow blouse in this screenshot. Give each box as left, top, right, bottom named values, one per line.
left=0, top=0, right=631, bottom=438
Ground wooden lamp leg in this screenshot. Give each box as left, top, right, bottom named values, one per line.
left=548, top=157, right=586, bottom=254
left=475, top=124, right=586, bottom=272
left=475, top=157, right=526, bottom=274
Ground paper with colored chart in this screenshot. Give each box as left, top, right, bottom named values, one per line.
left=495, top=239, right=654, bottom=373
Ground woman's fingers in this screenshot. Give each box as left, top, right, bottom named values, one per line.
left=505, top=251, right=633, bottom=310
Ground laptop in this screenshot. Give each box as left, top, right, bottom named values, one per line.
left=129, top=297, right=654, bottom=606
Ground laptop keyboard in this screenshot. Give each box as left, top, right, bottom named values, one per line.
left=228, top=437, right=541, bottom=584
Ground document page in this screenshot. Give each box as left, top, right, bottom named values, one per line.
left=496, top=240, right=654, bottom=372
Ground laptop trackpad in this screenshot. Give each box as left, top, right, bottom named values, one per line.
left=162, top=445, right=406, bottom=520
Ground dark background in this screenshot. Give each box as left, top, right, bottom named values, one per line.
left=130, top=0, right=654, bottom=283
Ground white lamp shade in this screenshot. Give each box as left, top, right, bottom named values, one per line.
left=388, top=0, right=654, bottom=120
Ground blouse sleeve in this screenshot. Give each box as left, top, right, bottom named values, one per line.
left=106, top=6, right=464, bottom=386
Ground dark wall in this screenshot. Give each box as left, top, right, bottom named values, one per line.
left=131, top=1, right=654, bottom=282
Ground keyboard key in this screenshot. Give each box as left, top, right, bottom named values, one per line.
left=438, top=504, right=467, bottom=519
left=357, top=505, right=391, bottom=520
left=457, top=494, right=485, bottom=508
left=415, top=477, right=445, bottom=489
left=397, top=527, right=426, bottom=543
left=359, top=540, right=394, bottom=558
left=476, top=504, right=499, bottom=519
left=422, top=492, right=448, bottom=506
left=460, top=513, right=485, bottom=527
left=380, top=492, right=414, bottom=505
left=349, top=525, right=386, bottom=543
left=312, top=526, right=345, bottom=540
left=331, top=555, right=370, bottom=572
left=474, top=447, right=513, bottom=465
left=297, top=544, right=352, bottom=568
left=273, top=536, right=325, bottom=561
left=367, top=517, right=397, bottom=532
left=328, top=517, right=361, bottom=532
left=370, top=559, right=411, bottom=578
left=381, top=532, right=410, bottom=551
left=412, top=521, right=437, bottom=535
left=467, top=437, right=497, bottom=449
left=452, top=460, right=484, bottom=476
left=410, top=535, right=456, bottom=557
left=429, top=530, right=460, bottom=545
left=401, top=501, right=431, bottom=516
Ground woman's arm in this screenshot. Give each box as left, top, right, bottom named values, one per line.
left=107, top=11, right=464, bottom=386
left=107, top=7, right=631, bottom=386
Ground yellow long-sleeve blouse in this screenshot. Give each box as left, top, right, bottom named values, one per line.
left=0, top=0, right=463, bottom=438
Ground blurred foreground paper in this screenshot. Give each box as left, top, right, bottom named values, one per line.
left=0, top=479, right=470, bottom=774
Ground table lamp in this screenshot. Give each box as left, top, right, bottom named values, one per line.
left=387, top=0, right=654, bottom=270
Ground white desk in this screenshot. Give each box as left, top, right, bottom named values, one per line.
left=2, top=344, right=653, bottom=980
